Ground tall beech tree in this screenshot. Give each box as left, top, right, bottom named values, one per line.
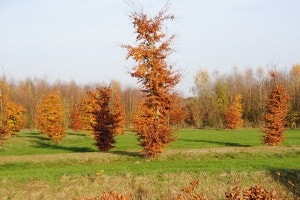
left=35, top=91, right=65, bottom=142
left=92, top=86, right=124, bottom=151
left=263, top=73, right=289, bottom=145
left=123, top=8, right=180, bottom=157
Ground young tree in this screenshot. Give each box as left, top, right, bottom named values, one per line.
left=0, top=79, right=26, bottom=145
left=35, top=91, right=65, bottom=142
left=263, top=73, right=289, bottom=145
left=225, top=94, right=243, bottom=129
left=123, top=8, right=180, bottom=157
left=0, top=94, right=26, bottom=145
left=110, top=81, right=125, bottom=135
left=169, top=93, right=188, bottom=127
left=79, top=90, right=99, bottom=131
left=288, top=64, right=300, bottom=128
left=92, top=87, right=116, bottom=151
left=0, top=81, right=8, bottom=145
left=3, top=95, right=26, bottom=136
left=190, top=69, right=213, bottom=128
left=70, top=103, right=84, bottom=132
left=212, top=80, right=229, bottom=128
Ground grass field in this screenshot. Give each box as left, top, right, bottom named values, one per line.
left=0, top=129, right=299, bottom=199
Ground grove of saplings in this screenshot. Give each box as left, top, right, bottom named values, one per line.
left=0, top=9, right=298, bottom=158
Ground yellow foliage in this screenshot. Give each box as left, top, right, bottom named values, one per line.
left=79, top=90, right=99, bottom=132
left=35, top=91, right=65, bottom=142
left=3, top=97, right=26, bottom=135
left=0, top=94, right=26, bottom=144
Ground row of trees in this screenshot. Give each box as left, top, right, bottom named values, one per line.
left=34, top=82, right=126, bottom=150
left=2, top=65, right=299, bottom=133
left=0, top=8, right=297, bottom=157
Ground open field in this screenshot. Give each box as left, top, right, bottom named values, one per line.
left=0, top=129, right=299, bottom=199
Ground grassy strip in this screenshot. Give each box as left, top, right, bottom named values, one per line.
left=0, top=129, right=299, bottom=199
left=1, top=149, right=299, bottom=182
left=0, top=129, right=299, bottom=156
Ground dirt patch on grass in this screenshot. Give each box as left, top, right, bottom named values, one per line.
left=162, top=146, right=300, bottom=157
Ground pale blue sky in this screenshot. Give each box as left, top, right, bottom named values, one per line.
left=0, top=0, right=299, bottom=96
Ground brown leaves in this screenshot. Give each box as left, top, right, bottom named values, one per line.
left=92, top=85, right=125, bottom=151
left=169, top=93, right=188, bottom=126
left=129, top=9, right=174, bottom=44
left=124, top=7, right=180, bottom=158
left=75, top=191, right=128, bottom=200
left=263, top=73, right=289, bottom=145
left=92, top=87, right=115, bottom=151
left=225, top=184, right=280, bottom=200
left=177, top=180, right=209, bottom=200
left=35, top=91, right=65, bottom=142
left=70, top=104, right=84, bottom=132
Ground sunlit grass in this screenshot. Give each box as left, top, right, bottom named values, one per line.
left=1, top=129, right=298, bottom=156
left=0, top=128, right=299, bottom=199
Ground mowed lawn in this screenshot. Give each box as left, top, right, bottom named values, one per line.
left=0, top=129, right=299, bottom=199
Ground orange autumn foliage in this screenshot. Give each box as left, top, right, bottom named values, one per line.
left=35, top=91, right=65, bottom=142
left=169, top=93, right=188, bottom=126
left=123, top=8, right=180, bottom=157
left=110, top=82, right=125, bottom=135
left=80, top=90, right=99, bottom=132
left=70, top=103, right=84, bottom=132
left=3, top=95, right=26, bottom=136
left=263, top=73, right=289, bottom=146
left=0, top=94, right=26, bottom=145
left=225, top=94, right=243, bottom=129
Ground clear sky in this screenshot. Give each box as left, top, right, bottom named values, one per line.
left=0, top=0, right=299, bottom=96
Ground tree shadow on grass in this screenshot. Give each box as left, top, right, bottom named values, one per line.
left=178, top=139, right=252, bottom=147
left=110, top=150, right=143, bottom=158
left=33, top=141, right=96, bottom=153
left=67, top=132, right=88, bottom=137
left=16, top=132, right=50, bottom=141
left=269, top=169, right=300, bottom=198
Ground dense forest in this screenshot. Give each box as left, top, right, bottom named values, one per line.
left=0, top=64, right=299, bottom=131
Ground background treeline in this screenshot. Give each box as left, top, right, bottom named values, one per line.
left=2, top=64, right=300, bottom=130
left=188, top=65, right=300, bottom=129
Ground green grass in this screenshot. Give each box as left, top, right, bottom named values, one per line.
left=1, top=128, right=298, bottom=156
left=170, top=128, right=300, bottom=149
left=1, top=150, right=298, bottom=181
left=0, top=131, right=98, bottom=156
left=0, top=129, right=299, bottom=199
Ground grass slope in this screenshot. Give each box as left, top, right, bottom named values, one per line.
left=0, top=129, right=299, bottom=199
